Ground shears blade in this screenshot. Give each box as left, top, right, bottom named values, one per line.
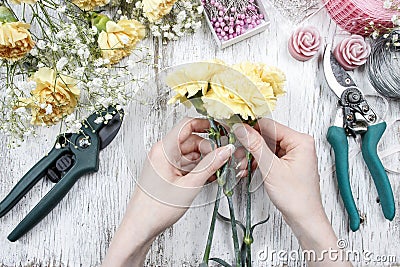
left=98, top=111, right=123, bottom=150
left=323, top=44, right=357, bottom=98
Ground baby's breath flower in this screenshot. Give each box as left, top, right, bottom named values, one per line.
left=392, top=14, right=400, bottom=26
left=56, top=57, right=69, bottom=70
left=393, top=33, right=399, bottom=42
left=45, top=104, right=53, bottom=115
left=183, top=1, right=192, bottom=10
left=36, top=40, right=46, bottom=50
left=104, top=113, right=113, bottom=120
left=177, top=10, right=187, bottom=22
left=56, top=6, right=66, bottom=13
left=196, top=5, right=204, bottom=14
left=384, top=0, right=393, bottom=9
left=94, top=116, right=104, bottom=124
left=135, top=1, right=143, bottom=8
left=0, top=0, right=152, bottom=146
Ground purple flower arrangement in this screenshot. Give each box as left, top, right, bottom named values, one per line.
left=201, top=0, right=268, bottom=48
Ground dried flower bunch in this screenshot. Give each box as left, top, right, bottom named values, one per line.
left=167, top=61, right=286, bottom=266
left=0, top=0, right=203, bottom=147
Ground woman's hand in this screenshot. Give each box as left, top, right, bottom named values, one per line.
left=233, top=118, right=352, bottom=267
left=102, top=118, right=241, bottom=266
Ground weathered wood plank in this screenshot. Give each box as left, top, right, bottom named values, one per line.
left=1, top=1, right=400, bottom=266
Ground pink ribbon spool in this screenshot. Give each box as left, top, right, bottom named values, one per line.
left=324, top=0, right=397, bottom=36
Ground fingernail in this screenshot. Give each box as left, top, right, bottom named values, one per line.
left=232, top=123, right=247, bottom=139
left=236, top=170, right=244, bottom=178
left=218, top=144, right=235, bottom=159
left=235, top=161, right=242, bottom=170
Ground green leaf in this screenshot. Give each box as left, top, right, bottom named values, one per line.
left=90, top=12, right=111, bottom=32
left=0, top=6, right=17, bottom=23
left=250, top=215, right=270, bottom=233
left=217, top=212, right=245, bottom=232
left=210, top=258, right=233, bottom=267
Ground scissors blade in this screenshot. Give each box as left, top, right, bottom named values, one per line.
left=98, top=111, right=123, bottom=150
left=83, top=106, right=124, bottom=150
left=323, top=44, right=357, bottom=98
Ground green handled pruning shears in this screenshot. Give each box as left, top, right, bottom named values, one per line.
left=0, top=106, right=123, bottom=241
left=323, top=44, right=395, bottom=232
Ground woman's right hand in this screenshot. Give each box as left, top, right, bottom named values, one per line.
left=233, top=119, right=352, bottom=267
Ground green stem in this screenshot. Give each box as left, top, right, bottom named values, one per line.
left=244, top=152, right=253, bottom=266
left=201, top=118, right=223, bottom=266
left=223, top=132, right=241, bottom=267
left=202, top=184, right=222, bottom=264
left=226, top=195, right=241, bottom=267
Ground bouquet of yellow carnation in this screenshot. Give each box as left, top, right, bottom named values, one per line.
left=167, top=61, right=285, bottom=121
left=167, top=61, right=286, bottom=266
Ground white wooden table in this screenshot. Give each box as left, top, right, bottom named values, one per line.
left=1, top=1, right=400, bottom=266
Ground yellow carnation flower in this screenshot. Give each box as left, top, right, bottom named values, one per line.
left=98, top=19, right=145, bottom=64
left=16, top=67, right=80, bottom=125
left=0, top=22, right=35, bottom=61
left=142, top=0, right=178, bottom=22
left=260, top=66, right=286, bottom=96
left=72, top=0, right=109, bottom=11
left=166, top=61, right=226, bottom=105
left=203, top=68, right=271, bottom=120
left=231, top=62, right=286, bottom=112
left=167, top=61, right=286, bottom=121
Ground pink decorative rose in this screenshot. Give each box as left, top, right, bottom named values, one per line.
left=288, top=26, right=322, bottom=61
left=333, top=35, right=371, bottom=71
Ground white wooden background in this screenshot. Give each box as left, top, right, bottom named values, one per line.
left=1, top=0, right=400, bottom=266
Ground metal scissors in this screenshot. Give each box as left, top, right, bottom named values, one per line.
left=323, top=44, right=395, bottom=231
left=0, top=106, right=123, bottom=241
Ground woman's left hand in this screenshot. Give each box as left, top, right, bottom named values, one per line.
left=102, top=117, right=243, bottom=266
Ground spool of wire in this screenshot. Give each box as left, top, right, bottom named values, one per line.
left=367, top=31, right=400, bottom=99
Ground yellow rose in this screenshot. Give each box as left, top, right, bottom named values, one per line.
left=0, top=22, right=35, bottom=61
left=17, top=67, right=80, bottom=125
left=98, top=19, right=145, bottom=64
left=166, top=61, right=226, bottom=105
left=72, top=0, right=109, bottom=11
left=142, top=0, right=178, bottom=22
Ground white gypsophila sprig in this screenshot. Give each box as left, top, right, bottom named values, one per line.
left=0, top=1, right=151, bottom=147
left=126, top=0, right=203, bottom=43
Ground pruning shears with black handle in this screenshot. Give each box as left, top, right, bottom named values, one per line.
left=0, top=106, right=123, bottom=241
left=323, top=44, right=395, bottom=232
